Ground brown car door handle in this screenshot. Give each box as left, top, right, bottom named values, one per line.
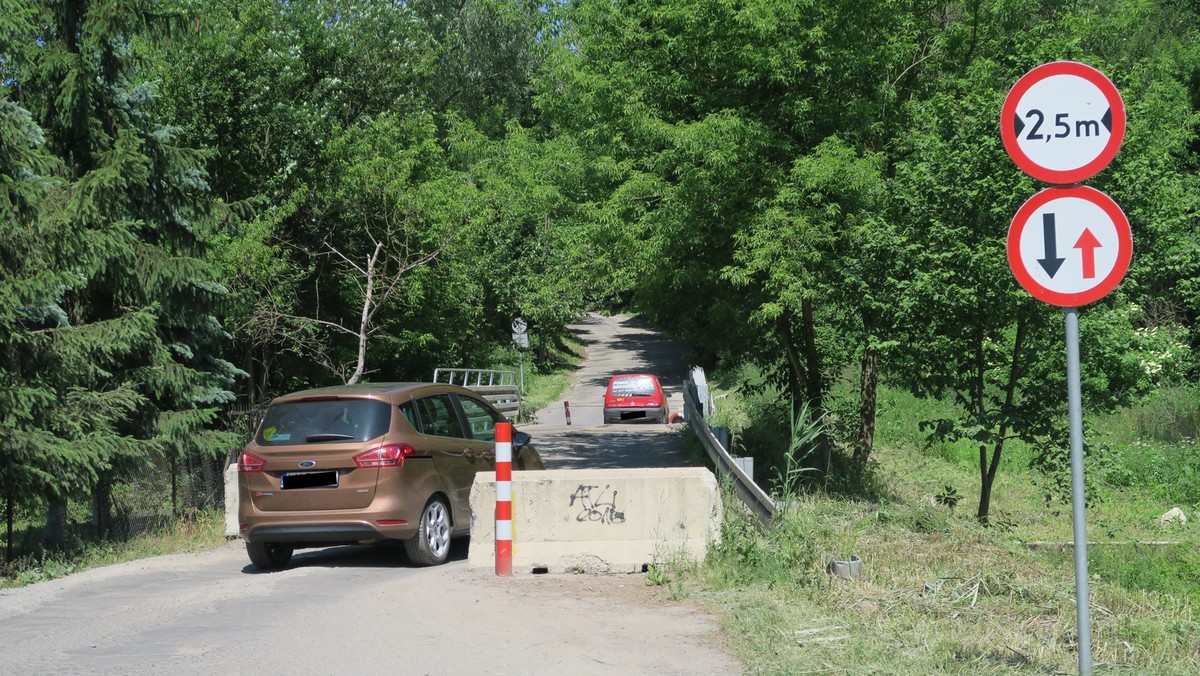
left=462, top=448, right=475, bottom=458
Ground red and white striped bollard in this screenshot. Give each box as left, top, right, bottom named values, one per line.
left=563, top=401, right=572, bottom=426
left=495, top=422, right=513, bottom=576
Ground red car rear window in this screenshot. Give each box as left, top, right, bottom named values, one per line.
left=609, top=375, right=658, bottom=397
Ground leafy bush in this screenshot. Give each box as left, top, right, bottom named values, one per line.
left=707, top=487, right=819, bottom=589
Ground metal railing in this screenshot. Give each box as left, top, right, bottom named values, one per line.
left=433, top=368, right=516, bottom=387
left=683, top=371, right=775, bottom=527
left=433, top=368, right=521, bottom=420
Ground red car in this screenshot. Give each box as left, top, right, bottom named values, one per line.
left=603, top=374, right=669, bottom=423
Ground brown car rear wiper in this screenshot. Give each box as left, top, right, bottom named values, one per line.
left=305, top=432, right=355, bottom=442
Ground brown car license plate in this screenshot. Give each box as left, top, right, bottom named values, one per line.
left=281, top=470, right=338, bottom=490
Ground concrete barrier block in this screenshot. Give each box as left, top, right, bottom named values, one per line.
left=468, top=468, right=721, bottom=574
left=224, top=462, right=240, bottom=538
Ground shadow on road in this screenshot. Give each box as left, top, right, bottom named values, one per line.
left=536, top=429, right=691, bottom=470
left=239, top=538, right=469, bottom=574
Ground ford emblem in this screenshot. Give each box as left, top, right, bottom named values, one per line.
left=299, top=460, right=317, bottom=468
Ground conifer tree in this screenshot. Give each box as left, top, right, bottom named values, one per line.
left=3, top=0, right=240, bottom=545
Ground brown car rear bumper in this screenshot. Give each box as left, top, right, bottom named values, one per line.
left=243, top=522, right=405, bottom=547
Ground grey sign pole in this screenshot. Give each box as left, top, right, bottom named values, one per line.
left=512, top=318, right=528, bottom=395
left=1065, top=307, right=1092, bottom=675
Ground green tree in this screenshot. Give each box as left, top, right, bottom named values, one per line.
left=6, top=0, right=240, bottom=540
left=885, top=0, right=1200, bottom=520
left=155, top=0, right=558, bottom=398
left=724, top=137, right=892, bottom=473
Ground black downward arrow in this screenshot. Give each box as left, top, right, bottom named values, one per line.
left=1038, top=212, right=1065, bottom=277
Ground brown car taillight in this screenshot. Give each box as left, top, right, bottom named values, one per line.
left=353, top=444, right=413, bottom=468
left=238, top=450, right=265, bottom=473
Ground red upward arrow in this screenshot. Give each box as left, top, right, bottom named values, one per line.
left=1074, top=228, right=1102, bottom=279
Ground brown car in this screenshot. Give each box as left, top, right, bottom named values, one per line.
left=237, top=382, right=543, bottom=569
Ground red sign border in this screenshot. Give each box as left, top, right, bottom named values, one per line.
left=1007, top=186, right=1132, bottom=307
left=1001, top=61, right=1126, bottom=185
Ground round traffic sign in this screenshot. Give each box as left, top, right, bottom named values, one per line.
left=1007, top=186, right=1131, bottom=307
left=1001, top=61, right=1125, bottom=184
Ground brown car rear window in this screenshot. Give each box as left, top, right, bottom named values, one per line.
left=256, top=398, right=391, bottom=445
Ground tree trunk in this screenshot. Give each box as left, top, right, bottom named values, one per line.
left=5, top=494, right=13, bottom=564
left=259, top=349, right=273, bottom=406
left=778, top=313, right=807, bottom=425
left=347, top=241, right=382, bottom=386
left=243, top=346, right=256, bottom=406
left=91, top=480, right=111, bottom=539
left=201, top=453, right=216, bottom=509
left=977, top=443, right=993, bottom=521
left=43, top=500, right=67, bottom=550
left=976, top=314, right=1028, bottom=523
left=853, top=345, right=879, bottom=468
left=171, top=456, right=179, bottom=517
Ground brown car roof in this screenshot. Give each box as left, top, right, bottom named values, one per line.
left=270, top=382, right=464, bottom=403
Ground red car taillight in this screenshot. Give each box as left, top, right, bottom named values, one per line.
left=354, top=444, right=413, bottom=468
left=238, top=451, right=265, bottom=473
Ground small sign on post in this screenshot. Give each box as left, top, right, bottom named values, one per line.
left=512, top=317, right=528, bottom=393
left=1007, top=186, right=1132, bottom=307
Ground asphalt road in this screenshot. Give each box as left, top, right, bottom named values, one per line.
left=524, top=312, right=693, bottom=471
left=0, top=313, right=741, bottom=675
left=527, top=312, right=690, bottom=433
left=0, top=539, right=740, bottom=675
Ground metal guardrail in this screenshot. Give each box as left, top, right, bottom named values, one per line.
left=433, top=368, right=521, bottom=420
left=433, top=368, right=517, bottom=387
left=683, top=377, right=776, bottom=527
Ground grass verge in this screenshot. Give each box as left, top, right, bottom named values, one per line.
left=665, top=382, right=1199, bottom=674
left=1, top=510, right=228, bottom=589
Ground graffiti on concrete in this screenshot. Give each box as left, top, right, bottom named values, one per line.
left=569, top=484, right=626, bottom=524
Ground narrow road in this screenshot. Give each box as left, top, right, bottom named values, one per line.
left=0, top=541, right=740, bottom=675
left=0, top=313, right=742, bottom=675
left=526, top=313, right=693, bottom=469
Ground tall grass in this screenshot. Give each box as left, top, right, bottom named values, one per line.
left=684, top=377, right=1199, bottom=673
left=1089, top=386, right=1200, bottom=508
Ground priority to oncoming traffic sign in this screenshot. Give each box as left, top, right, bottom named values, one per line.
left=1001, top=61, right=1126, bottom=184
left=1007, top=185, right=1132, bottom=307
